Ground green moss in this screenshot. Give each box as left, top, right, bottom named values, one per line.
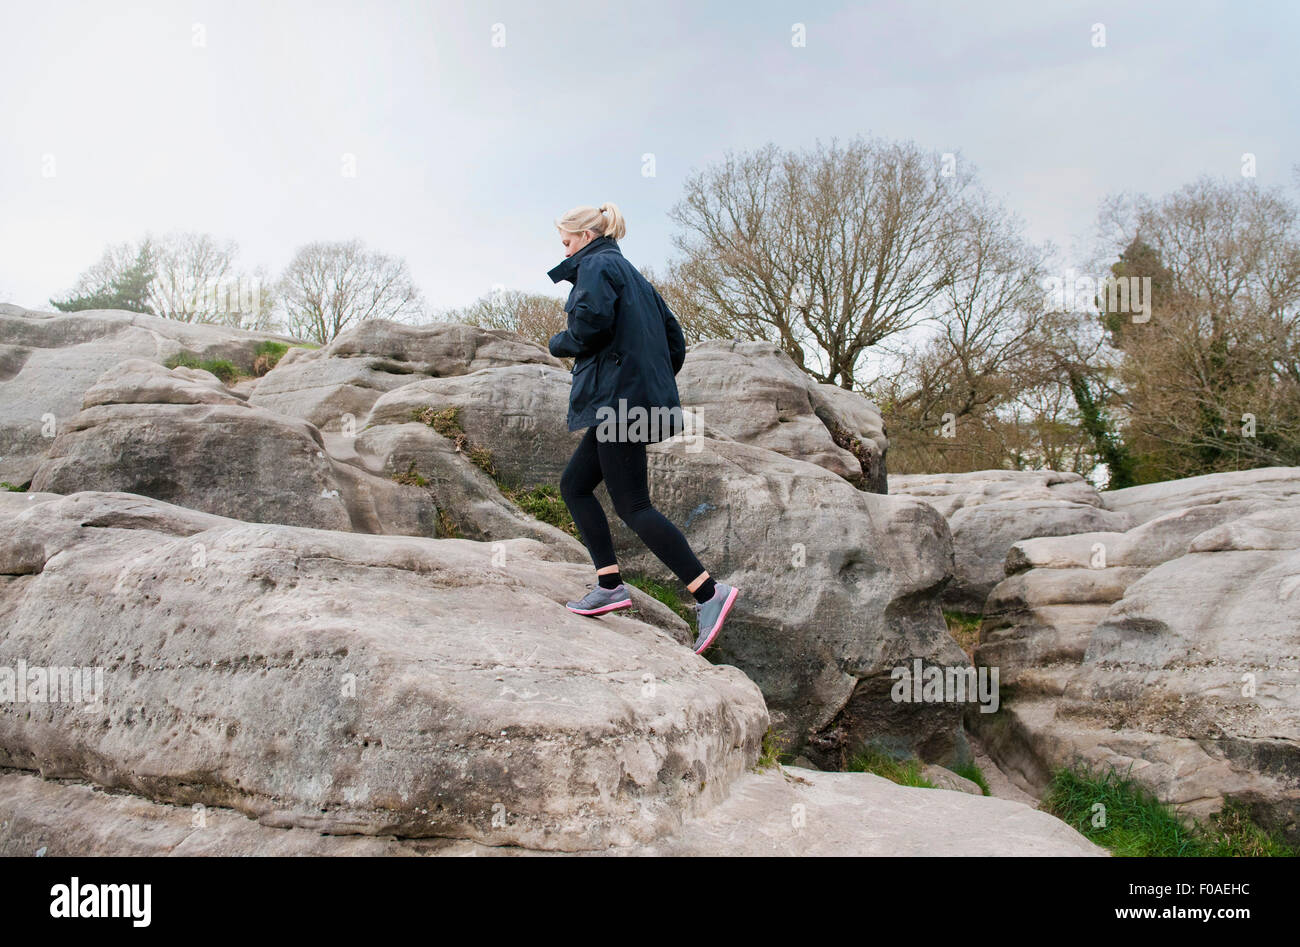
left=754, top=727, right=787, bottom=771
left=0, top=481, right=28, bottom=492
left=1042, top=763, right=1297, bottom=857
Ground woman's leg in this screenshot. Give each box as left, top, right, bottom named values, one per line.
left=560, top=426, right=619, bottom=574
left=596, top=437, right=716, bottom=601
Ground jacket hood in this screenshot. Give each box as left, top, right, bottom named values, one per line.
left=547, top=235, right=621, bottom=284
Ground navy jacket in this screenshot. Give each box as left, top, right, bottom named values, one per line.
left=547, top=235, right=687, bottom=440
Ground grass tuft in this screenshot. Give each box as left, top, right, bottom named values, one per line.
left=252, top=340, right=290, bottom=375
left=950, top=760, right=991, bottom=795
left=846, top=746, right=936, bottom=788
left=621, top=571, right=693, bottom=622
left=165, top=351, right=241, bottom=385
left=412, top=405, right=497, bottom=476
left=754, top=727, right=785, bottom=771
left=391, top=461, right=428, bottom=487
left=499, top=484, right=579, bottom=538
left=943, top=610, right=983, bottom=657
left=1042, top=763, right=1297, bottom=857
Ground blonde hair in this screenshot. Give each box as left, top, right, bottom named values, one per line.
left=555, top=202, right=627, bottom=240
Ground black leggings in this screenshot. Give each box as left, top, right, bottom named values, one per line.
left=559, top=426, right=706, bottom=586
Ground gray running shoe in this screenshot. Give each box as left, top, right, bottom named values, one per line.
left=691, top=582, right=739, bottom=654
left=566, top=582, right=632, bottom=616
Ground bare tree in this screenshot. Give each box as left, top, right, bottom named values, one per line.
left=440, top=288, right=565, bottom=352
left=146, top=232, right=276, bottom=330
left=667, top=136, right=977, bottom=389
left=1099, top=177, right=1300, bottom=479
left=279, top=240, right=425, bottom=344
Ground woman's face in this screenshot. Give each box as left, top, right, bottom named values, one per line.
left=560, top=229, right=595, bottom=258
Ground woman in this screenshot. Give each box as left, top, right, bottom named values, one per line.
left=548, top=202, right=739, bottom=655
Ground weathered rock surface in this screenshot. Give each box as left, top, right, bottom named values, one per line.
left=971, top=469, right=1300, bottom=841
left=675, top=340, right=887, bottom=492
left=28, top=360, right=438, bottom=536
left=890, top=470, right=1133, bottom=612
left=0, top=491, right=765, bottom=851
left=249, top=319, right=564, bottom=432
left=0, top=304, right=296, bottom=486
left=0, top=766, right=1104, bottom=857
left=600, top=434, right=972, bottom=769
left=364, top=364, right=581, bottom=489
left=1101, top=466, right=1300, bottom=525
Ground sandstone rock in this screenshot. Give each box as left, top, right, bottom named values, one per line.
left=890, top=470, right=1133, bottom=612
left=920, top=763, right=984, bottom=795
left=0, top=305, right=296, bottom=485
left=249, top=319, right=563, bottom=432
left=0, top=765, right=1104, bottom=857
left=599, top=434, right=972, bottom=769
left=675, top=340, right=887, bottom=492
left=0, top=491, right=767, bottom=852
left=1101, top=466, right=1300, bottom=525
left=364, top=364, right=581, bottom=489
left=971, top=471, right=1300, bottom=841
left=642, top=767, right=1103, bottom=856
left=29, top=361, right=437, bottom=536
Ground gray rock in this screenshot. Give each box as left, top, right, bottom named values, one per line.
left=364, top=364, right=581, bottom=489
left=676, top=340, right=887, bottom=492
left=0, top=491, right=767, bottom=851
left=0, top=304, right=296, bottom=486
left=920, top=763, right=984, bottom=795
left=891, top=470, right=1133, bottom=612
left=0, top=765, right=1104, bottom=857
left=1101, top=466, right=1300, bottom=525
left=971, top=471, right=1300, bottom=841
left=29, top=360, right=437, bottom=536
left=249, top=319, right=564, bottom=432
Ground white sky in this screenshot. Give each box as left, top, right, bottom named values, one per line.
left=2, top=0, right=1296, bottom=314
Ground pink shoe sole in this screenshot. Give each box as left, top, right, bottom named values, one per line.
left=694, top=586, right=739, bottom=654
left=567, top=599, right=632, bottom=617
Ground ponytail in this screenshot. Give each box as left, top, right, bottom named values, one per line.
left=555, top=202, right=627, bottom=240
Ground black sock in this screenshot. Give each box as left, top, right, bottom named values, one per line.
left=691, top=577, right=717, bottom=603
left=598, top=571, right=622, bottom=589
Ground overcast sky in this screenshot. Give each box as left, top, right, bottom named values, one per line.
left=2, top=0, right=1296, bottom=314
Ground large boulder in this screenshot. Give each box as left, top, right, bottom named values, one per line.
left=599, top=434, right=972, bottom=769
left=364, top=364, right=581, bottom=489
left=249, top=319, right=564, bottom=432
left=675, top=340, right=887, bottom=492
left=0, top=304, right=296, bottom=486
left=0, top=764, right=1104, bottom=856
left=29, top=360, right=437, bottom=536
left=0, top=491, right=767, bottom=851
left=890, top=470, right=1133, bottom=612
left=971, top=469, right=1300, bottom=842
